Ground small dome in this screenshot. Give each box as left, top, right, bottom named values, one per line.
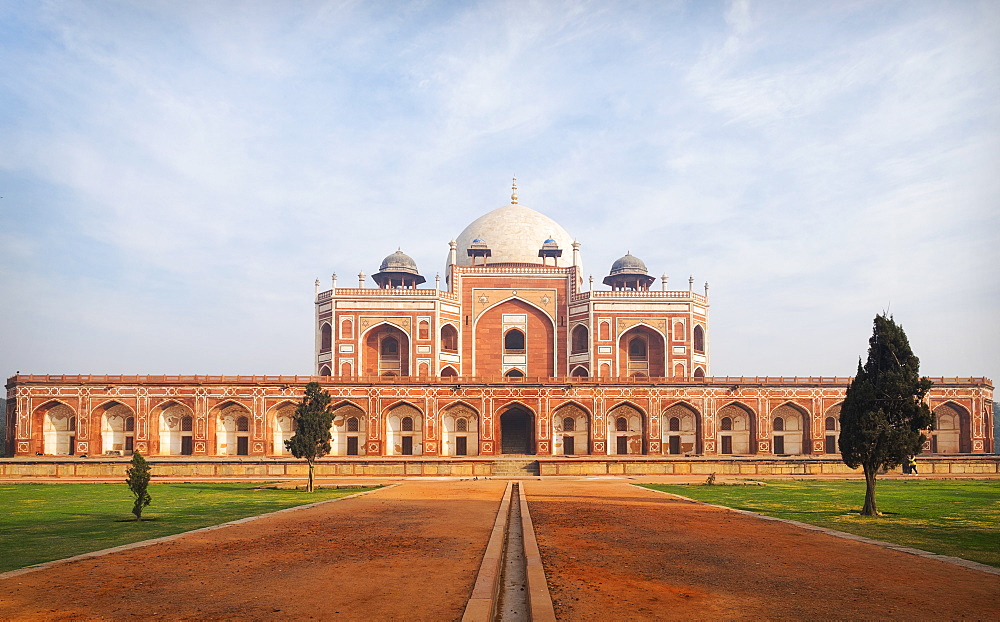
left=472, top=238, right=485, bottom=244
left=609, top=252, right=648, bottom=275
left=379, top=250, right=420, bottom=275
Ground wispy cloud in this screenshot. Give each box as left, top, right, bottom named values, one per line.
left=1, top=0, right=996, bottom=380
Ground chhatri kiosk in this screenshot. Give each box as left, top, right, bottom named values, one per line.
left=4, top=183, right=994, bottom=469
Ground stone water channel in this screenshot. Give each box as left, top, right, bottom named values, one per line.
left=495, top=483, right=529, bottom=621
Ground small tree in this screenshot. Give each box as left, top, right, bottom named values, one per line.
left=840, top=314, right=934, bottom=515
left=285, top=381, right=335, bottom=492
left=126, top=451, right=152, bottom=521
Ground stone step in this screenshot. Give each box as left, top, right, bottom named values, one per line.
left=492, top=459, right=540, bottom=476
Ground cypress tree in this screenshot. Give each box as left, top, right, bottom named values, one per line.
left=126, top=451, right=152, bottom=521
left=285, top=381, right=335, bottom=492
left=840, top=314, right=934, bottom=515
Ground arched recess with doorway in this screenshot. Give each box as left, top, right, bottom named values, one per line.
left=618, top=325, right=665, bottom=377
left=662, top=402, right=700, bottom=455
left=441, top=403, right=479, bottom=456
left=331, top=402, right=366, bottom=456
left=440, top=365, right=458, bottom=378
left=320, top=323, right=332, bottom=352
left=693, top=324, right=706, bottom=353
left=35, top=401, right=76, bottom=455
left=770, top=402, right=810, bottom=455
left=440, top=324, right=459, bottom=353
left=498, top=403, right=535, bottom=454
left=571, top=324, right=589, bottom=354
left=362, top=323, right=410, bottom=376
left=475, top=298, right=554, bottom=377
left=155, top=401, right=195, bottom=456
left=214, top=401, right=253, bottom=456
left=717, top=402, right=756, bottom=455
left=386, top=402, right=422, bottom=456
left=553, top=403, right=589, bottom=455
left=96, top=401, right=136, bottom=455
left=607, top=403, right=646, bottom=455
left=268, top=401, right=296, bottom=455
left=932, top=402, right=971, bottom=453
left=823, top=404, right=842, bottom=454
left=319, top=364, right=332, bottom=377
left=570, top=365, right=589, bottom=378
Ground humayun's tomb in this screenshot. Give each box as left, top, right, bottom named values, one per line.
left=3, top=183, right=995, bottom=477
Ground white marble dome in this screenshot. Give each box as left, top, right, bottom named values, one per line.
left=452, top=202, right=576, bottom=268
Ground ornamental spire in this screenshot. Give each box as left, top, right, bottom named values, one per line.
left=511, top=176, right=518, bottom=204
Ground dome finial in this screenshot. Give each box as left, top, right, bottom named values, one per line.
left=511, top=176, right=518, bottom=204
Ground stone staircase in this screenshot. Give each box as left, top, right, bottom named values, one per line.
left=491, top=458, right=540, bottom=478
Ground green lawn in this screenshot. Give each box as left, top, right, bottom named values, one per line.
left=640, top=479, right=1000, bottom=567
left=0, top=483, right=376, bottom=573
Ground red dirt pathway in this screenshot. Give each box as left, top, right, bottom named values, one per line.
left=0, top=481, right=507, bottom=621
left=525, top=480, right=1000, bottom=620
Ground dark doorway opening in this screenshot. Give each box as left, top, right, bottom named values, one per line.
left=69, top=436, right=76, bottom=455
left=668, top=435, right=681, bottom=455
left=616, top=436, right=628, bottom=455
left=347, top=437, right=359, bottom=455
left=563, top=436, right=575, bottom=455
left=181, top=436, right=193, bottom=456
left=721, top=436, right=732, bottom=454
left=456, top=436, right=468, bottom=456
left=500, top=409, right=534, bottom=454
left=237, top=436, right=249, bottom=455
left=825, top=435, right=836, bottom=454
left=401, top=436, right=413, bottom=455
left=773, top=435, right=785, bottom=455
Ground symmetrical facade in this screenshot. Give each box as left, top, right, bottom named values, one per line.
left=4, top=185, right=994, bottom=459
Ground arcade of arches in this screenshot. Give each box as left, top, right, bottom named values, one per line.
left=7, top=380, right=991, bottom=457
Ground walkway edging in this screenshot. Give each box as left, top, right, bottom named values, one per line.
left=643, top=486, right=1000, bottom=576
left=463, top=481, right=514, bottom=621
left=520, top=481, right=557, bottom=622
left=0, top=484, right=395, bottom=581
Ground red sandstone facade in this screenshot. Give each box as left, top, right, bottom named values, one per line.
left=4, top=188, right=994, bottom=458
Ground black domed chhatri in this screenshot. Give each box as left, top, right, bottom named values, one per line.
left=373, top=249, right=426, bottom=288
left=604, top=252, right=655, bottom=291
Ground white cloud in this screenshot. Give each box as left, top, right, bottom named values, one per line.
left=0, top=0, right=996, bottom=383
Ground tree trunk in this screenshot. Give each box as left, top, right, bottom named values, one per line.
left=307, top=461, right=315, bottom=493
left=861, top=463, right=879, bottom=516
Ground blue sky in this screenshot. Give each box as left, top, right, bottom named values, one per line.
left=1, top=0, right=997, bottom=383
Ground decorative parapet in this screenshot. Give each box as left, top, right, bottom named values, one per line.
left=571, top=290, right=708, bottom=304
left=318, top=288, right=459, bottom=301
left=6, top=374, right=992, bottom=388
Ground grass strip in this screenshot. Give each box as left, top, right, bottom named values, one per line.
left=639, top=479, right=1000, bottom=567
left=0, top=483, right=377, bottom=573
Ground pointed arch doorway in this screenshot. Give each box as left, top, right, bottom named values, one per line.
left=500, top=407, right=534, bottom=455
